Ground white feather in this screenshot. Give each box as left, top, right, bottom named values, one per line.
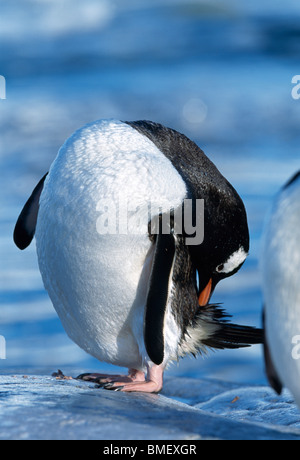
left=35, top=119, right=187, bottom=371
left=261, top=173, right=300, bottom=408
left=218, top=247, right=248, bottom=274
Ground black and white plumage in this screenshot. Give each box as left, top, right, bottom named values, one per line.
left=262, top=171, right=300, bottom=408
left=14, top=119, right=263, bottom=392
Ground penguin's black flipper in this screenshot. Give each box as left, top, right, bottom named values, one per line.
left=13, top=173, right=48, bottom=250
left=282, top=170, right=300, bottom=190
left=262, top=307, right=283, bottom=395
left=144, top=232, right=175, bottom=366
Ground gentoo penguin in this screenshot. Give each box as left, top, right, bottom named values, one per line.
left=14, top=119, right=263, bottom=393
left=262, top=171, right=300, bottom=408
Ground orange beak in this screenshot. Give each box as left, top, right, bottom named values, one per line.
left=198, top=278, right=212, bottom=307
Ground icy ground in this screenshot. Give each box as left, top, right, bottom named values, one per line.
left=0, top=371, right=300, bottom=440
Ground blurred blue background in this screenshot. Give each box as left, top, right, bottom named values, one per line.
left=0, top=0, right=299, bottom=384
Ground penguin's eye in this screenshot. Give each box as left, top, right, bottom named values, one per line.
left=216, top=264, right=224, bottom=273
left=215, top=248, right=248, bottom=275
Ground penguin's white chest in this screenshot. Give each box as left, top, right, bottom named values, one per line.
left=262, top=176, right=300, bottom=406
left=35, top=119, right=186, bottom=370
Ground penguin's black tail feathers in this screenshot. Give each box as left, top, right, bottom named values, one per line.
left=178, top=304, right=264, bottom=359
left=202, top=320, right=264, bottom=350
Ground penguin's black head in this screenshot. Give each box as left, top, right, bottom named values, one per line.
left=124, top=119, right=249, bottom=306
left=187, top=182, right=249, bottom=306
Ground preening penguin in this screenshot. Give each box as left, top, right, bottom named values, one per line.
left=262, top=171, right=300, bottom=408
left=14, top=119, right=263, bottom=393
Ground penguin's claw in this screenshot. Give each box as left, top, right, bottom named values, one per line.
left=101, top=380, right=162, bottom=393
left=101, top=383, right=125, bottom=391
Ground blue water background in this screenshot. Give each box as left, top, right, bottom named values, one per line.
left=0, top=0, right=300, bottom=385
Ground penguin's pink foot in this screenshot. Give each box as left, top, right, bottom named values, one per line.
left=76, top=368, right=145, bottom=385
left=103, top=364, right=164, bottom=393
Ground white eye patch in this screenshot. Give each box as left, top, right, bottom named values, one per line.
left=217, top=247, right=248, bottom=274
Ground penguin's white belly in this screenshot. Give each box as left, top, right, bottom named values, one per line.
left=37, top=216, right=151, bottom=369
left=35, top=119, right=187, bottom=370
left=262, top=176, right=300, bottom=407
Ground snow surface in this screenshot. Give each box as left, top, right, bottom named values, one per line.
left=0, top=371, right=300, bottom=440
